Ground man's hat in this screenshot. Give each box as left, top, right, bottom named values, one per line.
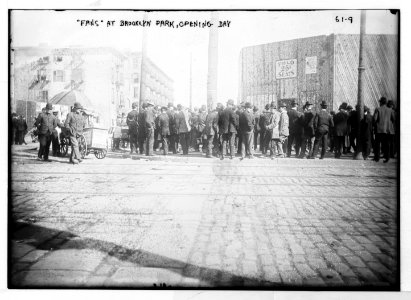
left=177, top=104, right=183, bottom=109
left=279, top=102, right=287, bottom=108
left=161, top=106, right=168, bottom=111
left=270, top=102, right=277, bottom=109
left=244, top=102, right=252, bottom=109
left=265, top=104, right=270, bottom=110
left=167, top=102, right=174, bottom=108
left=227, top=99, right=235, bottom=106
left=132, top=101, right=139, bottom=109
left=73, top=102, right=83, bottom=110
left=146, top=100, right=154, bottom=106
left=347, top=105, right=353, bottom=110
left=340, top=102, right=348, bottom=110
left=52, top=110, right=59, bottom=114
left=253, top=106, right=259, bottom=112
left=320, top=100, right=328, bottom=108
left=45, top=103, right=53, bottom=110
left=304, top=101, right=313, bottom=107
left=291, top=100, right=298, bottom=107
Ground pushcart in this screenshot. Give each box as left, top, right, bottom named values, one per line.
left=60, top=127, right=108, bottom=159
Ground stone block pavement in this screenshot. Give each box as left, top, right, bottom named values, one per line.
left=9, top=145, right=398, bottom=289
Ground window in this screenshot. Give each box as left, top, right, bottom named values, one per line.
left=53, top=70, right=65, bottom=82
left=41, top=90, right=48, bottom=101
left=134, top=87, right=139, bottom=98
left=133, top=73, right=140, bottom=84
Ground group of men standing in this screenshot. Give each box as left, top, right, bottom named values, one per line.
left=11, top=113, right=28, bottom=145
left=126, top=96, right=397, bottom=162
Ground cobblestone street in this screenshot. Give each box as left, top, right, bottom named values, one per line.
left=9, top=145, right=398, bottom=289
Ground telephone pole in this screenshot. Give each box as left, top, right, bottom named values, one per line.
left=139, top=12, right=148, bottom=107
left=354, top=10, right=366, bottom=160
left=206, top=12, right=219, bottom=110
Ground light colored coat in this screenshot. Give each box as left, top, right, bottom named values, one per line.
left=279, top=110, right=289, bottom=137
left=266, top=110, right=280, bottom=139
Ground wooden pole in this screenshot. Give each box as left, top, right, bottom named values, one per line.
left=139, top=12, right=148, bottom=107
left=354, top=10, right=366, bottom=160
left=206, top=12, right=219, bottom=110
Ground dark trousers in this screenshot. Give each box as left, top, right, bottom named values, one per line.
left=205, top=134, right=215, bottom=156
left=179, top=132, right=190, bottom=155
left=161, top=135, right=169, bottom=155
left=38, top=133, right=52, bottom=159
left=349, top=133, right=357, bottom=152
left=300, top=134, right=315, bottom=158
left=259, top=130, right=266, bottom=153
left=374, top=133, right=389, bottom=161
left=237, top=133, right=243, bottom=154
left=169, top=133, right=178, bottom=154
left=51, top=133, right=60, bottom=156
left=129, top=133, right=138, bottom=153
left=334, top=136, right=345, bottom=158
left=312, top=129, right=328, bottom=158
left=145, top=128, right=154, bottom=156
left=362, top=139, right=372, bottom=159
left=220, top=132, right=236, bottom=157
left=287, top=133, right=302, bottom=157
left=138, top=135, right=146, bottom=154
left=388, top=134, right=396, bottom=158
left=17, top=130, right=25, bottom=145
left=241, top=131, right=254, bottom=158
left=253, top=131, right=260, bottom=151
left=262, top=131, right=271, bottom=154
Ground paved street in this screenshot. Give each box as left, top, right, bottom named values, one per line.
left=9, top=144, right=398, bottom=289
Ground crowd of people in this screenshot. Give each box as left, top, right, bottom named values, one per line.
left=15, top=96, right=396, bottom=164
left=11, top=113, right=28, bottom=145
left=125, top=96, right=397, bottom=162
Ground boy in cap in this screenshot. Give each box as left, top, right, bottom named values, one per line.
left=65, top=102, right=85, bottom=164
left=34, top=102, right=57, bottom=161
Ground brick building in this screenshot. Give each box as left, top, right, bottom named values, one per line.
left=238, top=34, right=398, bottom=112
left=11, top=47, right=174, bottom=128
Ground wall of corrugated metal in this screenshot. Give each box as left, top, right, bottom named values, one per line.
left=333, top=34, right=398, bottom=112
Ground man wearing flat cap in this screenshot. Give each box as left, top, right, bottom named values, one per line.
left=127, top=102, right=139, bottom=155
left=310, top=100, right=333, bottom=159
left=218, top=99, right=238, bottom=159
left=239, top=102, right=255, bottom=159
left=34, top=102, right=57, bottom=162
left=64, top=102, right=85, bottom=164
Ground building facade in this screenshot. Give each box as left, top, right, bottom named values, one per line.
left=238, top=34, right=398, bottom=112
left=11, top=47, right=174, bottom=128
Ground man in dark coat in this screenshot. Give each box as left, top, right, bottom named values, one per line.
left=218, top=99, right=238, bottom=160
left=360, top=106, right=373, bottom=160
left=175, top=104, right=191, bottom=155
left=253, top=106, right=261, bottom=152
left=51, top=111, right=63, bottom=156
left=167, top=103, right=178, bottom=154
left=347, top=105, right=359, bottom=153
left=127, top=102, right=139, bottom=154
left=157, top=106, right=170, bottom=155
left=259, top=104, right=271, bottom=155
left=287, top=100, right=303, bottom=157
left=333, top=104, right=349, bottom=158
left=373, top=97, right=396, bottom=162
left=11, top=113, right=18, bottom=145
left=16, top=115, right=28, bottom=145
left=64, top=102, right=85, bottom=164
left=197, top=105, right=207, bottom=152
left=310, top=101, right=334, bottom=159
left=35, top=103, right=57, bottom=162
left=144, top=100, right=156, bottom=156
left=204, top=106, right=219, bottom=158
left=239, top=102, right=255, bottom=159
left=137, top=103, right=147, bottom=154
left=236, top=103, right=244, bottom=155
left=299, top=101, right=316, bottom=159
left=387, top=100, right=396, bottom=159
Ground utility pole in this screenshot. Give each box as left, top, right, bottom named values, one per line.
left=206, top=11, right=219, bottom=110
left=354, top=10, right=366, bottom=160
left=139, top=12, right=148, bottom=107
left=189, top=52, right=193, bottom=110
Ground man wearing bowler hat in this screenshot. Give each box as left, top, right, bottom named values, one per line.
left=287, top=100, right=303, bottom=157
left=310, top=100, right=334, bottom=159
left=34, top=102, right=57, bottom=162
left=144, top=100, right=156, bottom=156
left=299, top=101, right=316, bottom=159
left=127, top=102, right=139, bottom=155
left=239, top=102, right=255, bottom=159
left=65, top=102, right=85, bottom=164
left=218, top=99, right=238, bottom=160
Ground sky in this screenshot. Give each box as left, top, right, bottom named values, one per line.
left=11, top=10, right=398, bottom=108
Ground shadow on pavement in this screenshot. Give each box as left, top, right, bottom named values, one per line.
left=10, top=221, right=276, bottom=289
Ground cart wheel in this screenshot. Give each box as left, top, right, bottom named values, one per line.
left=78, top=135, right=87, bottom=159
left=60, top=138, right=69, bottom=157
left=94, top=149, right=107, bottom=159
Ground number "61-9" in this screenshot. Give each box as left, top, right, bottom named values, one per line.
left=335, top=16, right=353, bottom=23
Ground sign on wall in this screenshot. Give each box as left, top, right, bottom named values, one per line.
left=275, top=59, right=297, bottom=79
left=305, top=56, right=317, bottom=74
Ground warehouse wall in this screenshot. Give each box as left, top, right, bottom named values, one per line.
left=333, top=34, right=398, bottom=112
